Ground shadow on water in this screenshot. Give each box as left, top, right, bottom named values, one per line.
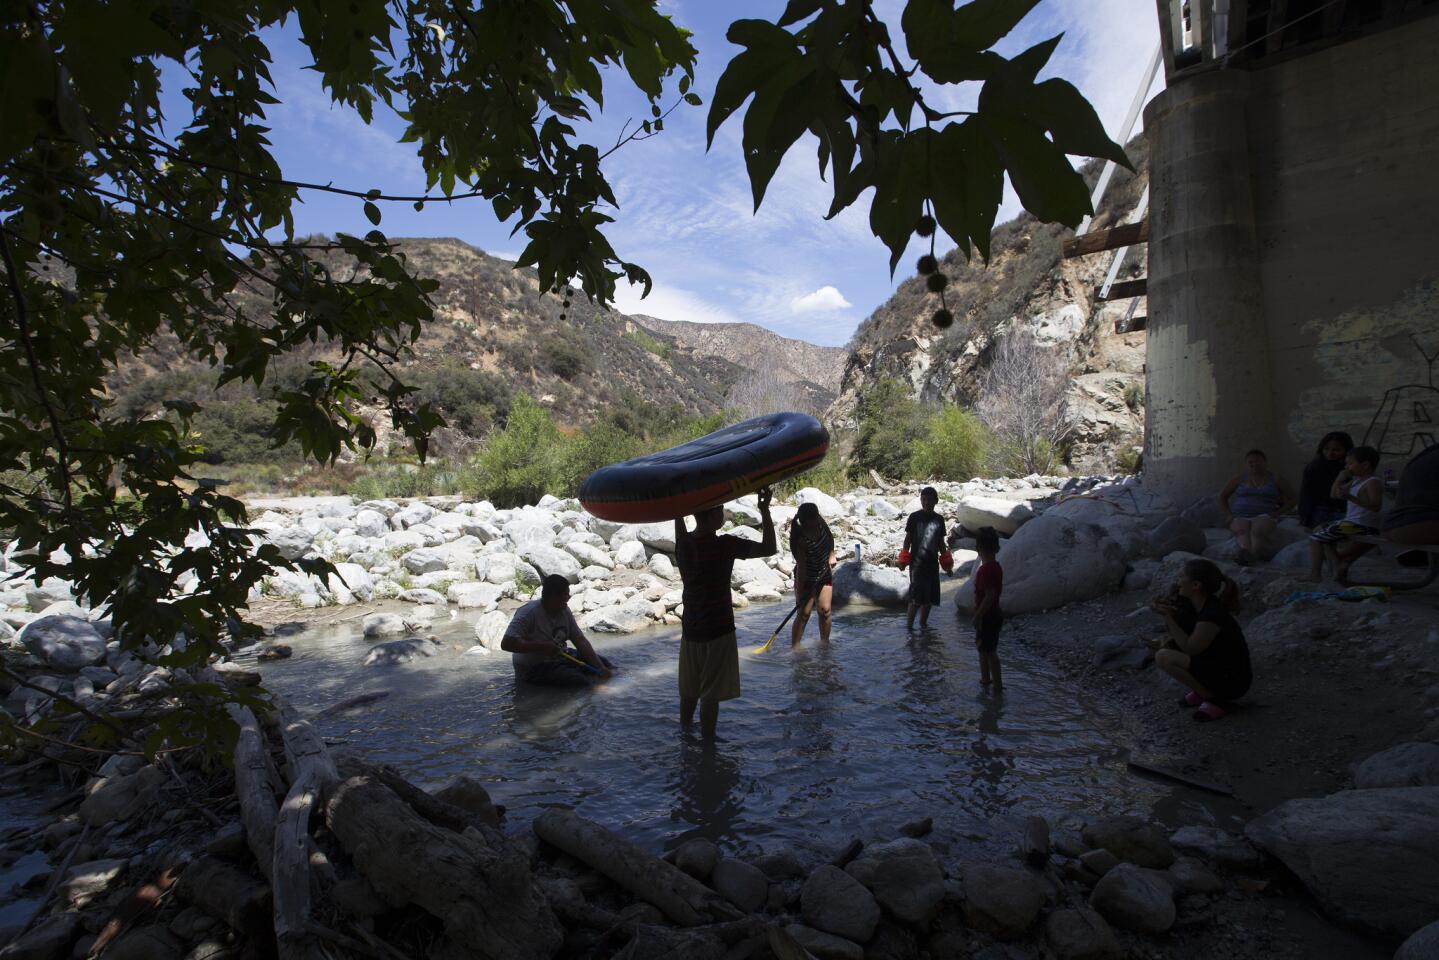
left=259, top=600, right=1172, bottom=858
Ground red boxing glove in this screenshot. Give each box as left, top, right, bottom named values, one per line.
left=939, top=551, right=954, bottom=574
left=897, top=548, right=911, bottom=571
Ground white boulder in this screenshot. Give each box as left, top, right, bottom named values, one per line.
left=19, top=615, right=107, bottom=671
left=795, top=488, right=843, bottom=519
left=831, top=561, right=909, bottom=608
left=955, top=496, right=1034, bottom=536
left=954, top=514, right=1126, bottom=614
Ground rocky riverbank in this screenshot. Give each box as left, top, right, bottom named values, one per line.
left=2, top=477, right=1437, bottom=959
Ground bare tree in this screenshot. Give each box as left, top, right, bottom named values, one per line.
left=726, top=355, right=815, bottom=419
left=976, top=332, right=1075, bottom=475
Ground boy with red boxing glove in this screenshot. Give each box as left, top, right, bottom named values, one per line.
left=901, top=487, right=947, bottom=630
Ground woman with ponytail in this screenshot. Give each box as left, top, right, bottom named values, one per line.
left=1147, top=559, right=1251, bottom=721
left=789, top=502, right=836, bottom=647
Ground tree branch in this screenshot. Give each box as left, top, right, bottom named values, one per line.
left=0, top=228, right=74, bottom=513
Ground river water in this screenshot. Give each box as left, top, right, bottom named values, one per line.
left=258, top=601, right=1187, bottom=861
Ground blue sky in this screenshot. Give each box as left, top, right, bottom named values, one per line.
left=214, top=1, right=1162, bottom=347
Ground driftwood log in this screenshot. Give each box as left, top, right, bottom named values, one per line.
left=327, top=775, right=562, bottom=960
left=227, top=704, right=281, bottom=883
left=273, top=702, right=340, bottom=959
left=533, top=808, right=741, bottom=927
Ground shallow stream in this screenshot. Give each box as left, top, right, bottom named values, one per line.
left=257, top=601, right=1215, bottom=859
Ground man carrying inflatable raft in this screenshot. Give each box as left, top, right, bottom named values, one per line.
left=580, top=413, right=829, bottom=733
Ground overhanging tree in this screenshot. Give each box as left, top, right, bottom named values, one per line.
left=0, top=0, right=1124, bottom=753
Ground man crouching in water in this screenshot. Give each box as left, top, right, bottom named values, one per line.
left=675, top=487, right=776, bottom=739
left=501, top=574, right=610, bottom=686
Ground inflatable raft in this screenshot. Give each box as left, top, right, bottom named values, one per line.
left=579, top=413, right=829, bottom=523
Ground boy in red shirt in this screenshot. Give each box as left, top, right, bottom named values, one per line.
left=972, top=527, right=1004, bottom=693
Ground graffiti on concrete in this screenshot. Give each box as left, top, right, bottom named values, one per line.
left=1362, top=334, right=1438, bottom=456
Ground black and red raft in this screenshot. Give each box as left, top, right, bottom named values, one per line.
left=579, top=412, right=829, bottom=523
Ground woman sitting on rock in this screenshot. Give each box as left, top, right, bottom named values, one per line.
left=1147, top=559, right=1251, bottom=722
left=789, top=502, right=836, bottom=646
left=1297, top=431, right=1353, bottom=528
left=1219, top=449, right=1295, bottom=564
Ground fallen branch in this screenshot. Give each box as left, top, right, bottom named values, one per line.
left=533, top=808, right=741, bottom=927
left=273, top=701, right=339, bottom=959
left=228, top=704, right=281, bottom=882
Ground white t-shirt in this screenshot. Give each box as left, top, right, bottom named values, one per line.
left=502, top=599, right=582, bottom=673
left=1345, top=476, right=1383, bottom=528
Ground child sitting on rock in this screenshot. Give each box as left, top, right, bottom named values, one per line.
left=972, top=526, right=1004, bottom=693
left=1307, top=445, right=1384, bottom=583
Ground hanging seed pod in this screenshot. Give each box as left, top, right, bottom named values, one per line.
left=925, top=271, right=949, bottom=293
left=915, top=215, right=936, bottom=237
left=931, top=308, right=954, bottom=329
left=917, top=254, right=938, bottom=275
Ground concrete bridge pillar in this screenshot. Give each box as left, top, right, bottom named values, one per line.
left=1143, top=71, right=1272, bottom=504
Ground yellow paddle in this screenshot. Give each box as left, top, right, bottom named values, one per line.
left=556, top=647, right=607, bottom=677
left=752, top=577, right=827, bottom=654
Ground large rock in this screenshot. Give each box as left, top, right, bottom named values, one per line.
left=581, top=596, right=655, bottom=634
left=1146, top=516, right=1206, bottom=558
left=732, top=558, right=782, bottom=591
left=19, top=615, right=106, bottom=671
left=844, top=838, right=944, bottom=928
left=521, top=545, right=582, bottom=584
left=1167, top=826, right=1262, bottom=871
left=504, top=513, right=558, bottom=550
left=391, top=501, right=435, bottom=529
left=362, top=612, right=408, bottom=637
left=401, top=547, right=451, bottom=575
left=448, top=581, right=504, bottom=610
left=795, top=488, right=843, bottom=520
left=955, top=496, right=1035, bottom=536
left=1082, top=817, right=1175, bottom=869
left=1044, top=907, right=1120, bottom=960
left=563, top=541, right=613, bottom=570
left=1245, top=786, right=1439, bottom=939
left=955, top=515, right=1126, bottom=614
left=1088, top=864, right=1175, bottom=934
left=785, top=924, right=863, bottom=960
left=711, top=858, right=768, bottom=913
left=265, top=526, right=314, bottom=560
left=614, top=541, right=648, bottom=569
left=801, top=865, right=881, bottom=944
left=79, top=765, right=166, bottom=827
left=1353, top=743, right=1439, bottom=789
left=0, top=911, right=79, bottom=960
left=831, top=561, right=909, bottom=608
left=674, top=839, right=720, bottom=880
left=352, top=509, right=388, bottom=538
left=1091, top=635, right=1149, bottom=672
left=960, top=864, right=1044, bottom=938
left=1396, top=920, right=1439, bottom=960
left=473, top=610, right=511, bottom=649
left=363, top=639, right=433, bottom=666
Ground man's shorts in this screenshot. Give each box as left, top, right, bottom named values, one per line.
left=976, top=609, right=1004, bottom=653
left=678, top=632, right=740, bottom=702
left=1310, top=519, right=1377, bottom=544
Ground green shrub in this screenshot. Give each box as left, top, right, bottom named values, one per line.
left=851, top=379, right=927, bottom=480
left=911, top=406, right=990, bottom=481
left=348, top=462, right=462, bottom=500
left=1115, top=445, right=1143, bottom=475
left=623, top=327, right=671, bottom=359
left=463, top=393, right=566, bottom=506
left=775, top=456, right=852, bottom=499
left=1123, top=383, right=1144, bottom=411
left=540, top=338, right=590, bottom=380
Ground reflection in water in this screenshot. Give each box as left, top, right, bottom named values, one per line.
left=260, top=603, right=1170, bottom=856
left=669, top=739, right=744, bottom=848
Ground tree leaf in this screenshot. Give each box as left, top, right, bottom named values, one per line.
left=363, top=201, right=382, bottom=225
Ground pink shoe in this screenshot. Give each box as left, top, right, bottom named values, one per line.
left=1193, top=702, right=1227, bottom=722
left=1179, top=691, right=1204, bottom=707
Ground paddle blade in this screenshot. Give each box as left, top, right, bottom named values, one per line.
left=752, top=629, right=781, bottom=655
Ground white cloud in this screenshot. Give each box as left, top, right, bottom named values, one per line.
left=790, top=286, right=853, bottom=313
left=611, top=278, right=744, bottom=326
